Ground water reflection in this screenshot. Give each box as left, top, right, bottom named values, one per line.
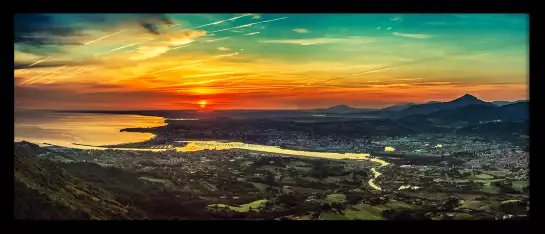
left=14, top=110, right=166, bottom=147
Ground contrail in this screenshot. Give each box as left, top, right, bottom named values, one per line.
left=203, top=36, right=232, bottom=43
left=282, top=40, right=523, bottom=92
left=47, top=68, right=86, bottom=84
left=183, top=71, right=236, bottom=78
left=107, top=42, right=139, bottom=53
left=150, top=63, right=202, bottom=74
left=214, top=52, right=239, bottom=58
left=22, top=65, right=67, bottom=85
left=83, top=30, right=126, bottom=45
left=169, top=37, right=232, bottom=51
left=41, top=67, right=80, bottom=84
left=170, top=44, right=194, bottom=51
left=244, top=32, right=260, bottom=36
left=208, top=17, right=288, bottom=33
left=175, top=14, right=253, bottom=32
left=151, top=74, right=263, bottom=89
left=178, top=76, right=241, bottom=86
left=28, top=56, right=52, bottom=67
left=224, top=79, right=246, bottom=86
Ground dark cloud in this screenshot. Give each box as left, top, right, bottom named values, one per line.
left=141, top=22, right=161, bottom=35
left=138, top=14, right=175, bottom=35
left=14, top=61, right=70, bottom=70
left=14, top=14, right=85, bottom=47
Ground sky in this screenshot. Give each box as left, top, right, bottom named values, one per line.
left=14, top=13, right=529, bottom=110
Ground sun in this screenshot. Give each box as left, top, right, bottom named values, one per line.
left=199, top=100, right=207, bottom=109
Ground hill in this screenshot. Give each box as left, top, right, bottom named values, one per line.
left=394, top=94, right=496, bottom=118
left=381, top=103, right=415, bottom=112
left=455, top=121, right=529, bottom=141
left=14, top=142, right=211, bottom=220
left=491, top=100, right=529, bottom=106
left=344, top=94, right=496, bottom=118
left=395, top=101, right=528, bottom=126
left=313, top=105, right=375, bottom=114
left=14, top=142, right=135, bottom=220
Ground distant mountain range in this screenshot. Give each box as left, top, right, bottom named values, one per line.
left=491, top=100, right=528, bottom=106
left=312, top=105, right=375, bottom=114
left=320, top=94, right=528, bottom=124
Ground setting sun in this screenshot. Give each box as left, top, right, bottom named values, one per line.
left=199, top=100, right=207, bottom=109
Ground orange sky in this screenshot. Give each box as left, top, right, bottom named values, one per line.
left=14, top=14, right=529, bottom=110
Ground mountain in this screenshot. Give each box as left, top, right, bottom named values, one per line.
left=398, top=101, right=529, bottom=125
left=388, top=94, right=496, bottom=118
left=313, top=105, right=375, bottom=114
left=455, top=120, right=529, bottom=140
left=491, top=101, right=512, bottom=106
left=381, top=103, right=416, bottom=112
left=498, top=101, right=529, bottom=121
left=424, top=104, right=502, bottom=124
left=491, top=100, right=529, bottom=106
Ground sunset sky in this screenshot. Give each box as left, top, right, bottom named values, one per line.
left=14, top=14, right=528, bottom=110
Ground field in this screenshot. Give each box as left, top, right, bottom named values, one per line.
left=207, top=199, right=270, bottom=212
left=319, top=201, right=416, bottom=220
left=139, top=176, right=169, bottom=184
left=375, top=200, right=417, bottom=210
left=325, top=194, right=346, bottom=203
left=511, top=180, right=529, bottom=192
left=468, top=173, right=494, bottom=179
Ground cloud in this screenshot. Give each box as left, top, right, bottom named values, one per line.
left=390, top=17, right=403, bottom=21
left=129, top=30, right=207, bottom=60
left=293, top=28, right=310, bottom=33
left=252, top=14, right=261, bottom=19
left=392, top=32, right=431, bottom=39
left=138, top=14, right=175, bottom=35
left=14, top=61, right=70, bottom=70
left=130, top=46, right=171, bottom=60
left=217, top=47, right=231, bottom=51
left=259, top=37, right=373, bottom=45
left=14, top=14, right=85, bottom=48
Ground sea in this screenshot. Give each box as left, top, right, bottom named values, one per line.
left=14, top=110, right=166, bottom=147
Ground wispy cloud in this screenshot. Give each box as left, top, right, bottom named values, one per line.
left=259, top=37, right=373, bottom=46
left=129, top=30, right=207, bottom=60
left=293, top=28, right=310, bottom=33
left=390, top=17, right=403, bottom=22
left=392, top=32, right=431, bottom=39
left=217, top=46, right=231, bottom=51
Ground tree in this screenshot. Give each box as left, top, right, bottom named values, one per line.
left=320, top=203, right=332, bottom=211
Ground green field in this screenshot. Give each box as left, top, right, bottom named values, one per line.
left=375, top=200, right=417, bottom=210
left=454, top=178, right=504, bottom=185
left=343, top=203, right=386, bottom=220
left=468, top=174, right=494, bottom=179
left=326, top=194, right=347, bottom=203
left=482, top=184, right=501, bottom=194
left=453, top=213, right=473, bottom=220
left=139, top=176, right=169, bottom=184
left=460, top=200, right=484, bottom=210
left=207, top=199, right=270, bottom=212
left=321, top=203, right=388, bottom=220
left=511, top=181, right=529, bottom=192
left=251, top=182, right=270, bottom=193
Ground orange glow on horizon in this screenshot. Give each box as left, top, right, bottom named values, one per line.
left=199, top=100, right=208, bottom=109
